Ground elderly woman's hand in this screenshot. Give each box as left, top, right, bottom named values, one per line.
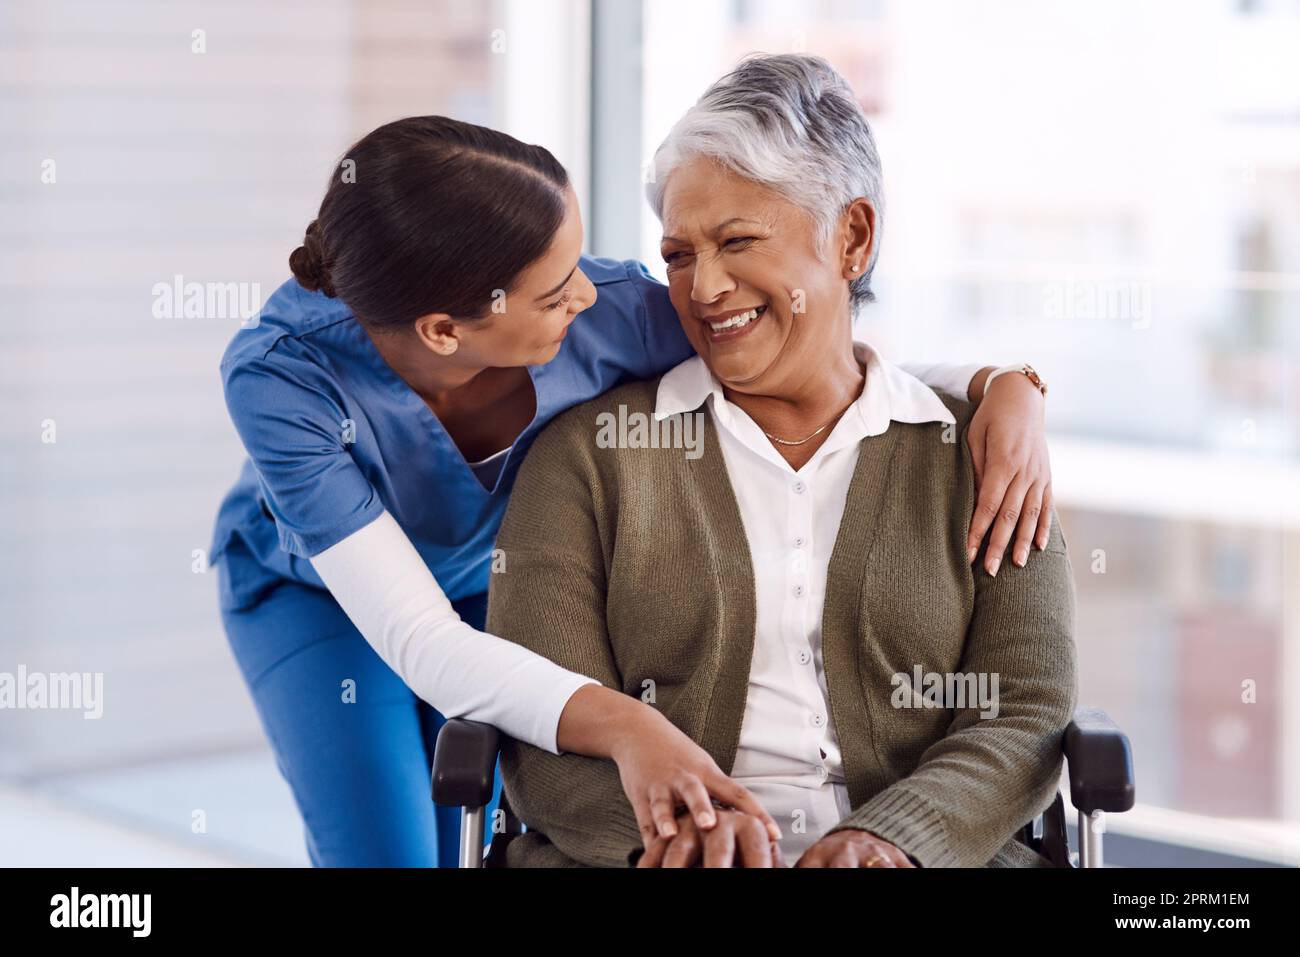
left=636, top=807, right=784, bottom=868
left=795, top=830, right=916, bottom=868
left=965, top=369, right=1052, bottom=576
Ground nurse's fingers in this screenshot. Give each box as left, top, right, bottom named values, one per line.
left=1035, top=484, right=1055, bottom=551
left=672, top=775, right=717, bottom=834
left=701, top=770, right=783, bottom=843
left=640, top=782, right=678, bottom=844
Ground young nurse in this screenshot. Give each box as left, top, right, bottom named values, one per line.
left=211, top=116, right=1055, bottom=867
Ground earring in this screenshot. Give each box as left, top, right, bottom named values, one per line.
left=850, top=264, right=860, bottom=273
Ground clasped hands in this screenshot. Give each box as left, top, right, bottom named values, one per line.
left=635, top=807, right=916, bottom=868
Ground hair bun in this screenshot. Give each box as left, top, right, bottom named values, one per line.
left=289, top=220, right=336, bottom=297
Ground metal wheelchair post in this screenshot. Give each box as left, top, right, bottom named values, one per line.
left=1079, top=808, right=1105, bottom=868
left=460, top=807, right=486, bottom=869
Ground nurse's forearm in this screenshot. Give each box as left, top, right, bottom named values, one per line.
left=555, top=683, right=653, bottom=759
left=309, top=511, right=598, bottom=754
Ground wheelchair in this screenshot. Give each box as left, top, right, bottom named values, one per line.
left=432, top=706, right=1135, bottom=868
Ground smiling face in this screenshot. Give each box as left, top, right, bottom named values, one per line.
left=658, top=156, right=871, bottom=397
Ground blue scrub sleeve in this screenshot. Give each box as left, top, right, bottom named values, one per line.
left=624, top=260, right=695, bottom=378
left=221, top=353, right=384, bottom=558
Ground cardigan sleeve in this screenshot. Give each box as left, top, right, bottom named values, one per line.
left=828, top=512, right=1079, bottom=868
left=486, top=414, right=646, bottom=868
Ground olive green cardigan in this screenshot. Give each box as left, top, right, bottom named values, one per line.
left=487, top=377, right=1078, bottom=868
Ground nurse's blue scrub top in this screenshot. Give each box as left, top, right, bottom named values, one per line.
left=210, top=255, right=693, bottom=612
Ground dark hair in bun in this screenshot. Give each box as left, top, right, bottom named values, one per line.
left=288, top=115, right=569, bottom=330
left=289, top=220, right=335, bottom=298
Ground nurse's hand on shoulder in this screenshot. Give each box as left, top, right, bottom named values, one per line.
left=965, top=369, right=1052, bottom=577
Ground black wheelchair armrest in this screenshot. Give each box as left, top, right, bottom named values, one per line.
left=432, top=718, right=500, bottom=809
left=1064, top=707, right=1136, bottom=815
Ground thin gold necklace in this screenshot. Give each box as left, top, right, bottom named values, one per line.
left=762, top=420, right=835, bottom=446
left=759, top=364, right=865, bottom=447
left=763, top=403, right=856, bottom=446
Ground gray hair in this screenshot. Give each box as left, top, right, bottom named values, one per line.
left=646, top=53, right=884, bottom=308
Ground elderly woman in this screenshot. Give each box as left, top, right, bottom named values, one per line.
left=487, top=53, right=1077, bottom=868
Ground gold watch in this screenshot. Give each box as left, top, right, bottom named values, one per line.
left=986, top=363, right=1048, bottom=397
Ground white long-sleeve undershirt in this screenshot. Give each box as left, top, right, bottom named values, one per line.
left=310, top=510, right=598, bottom=755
